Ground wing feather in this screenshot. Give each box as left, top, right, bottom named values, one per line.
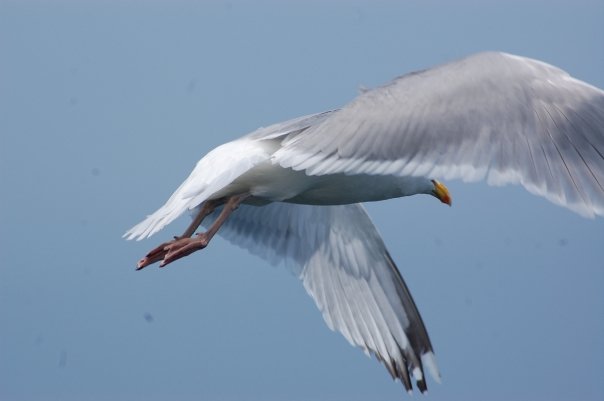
left=273, top=52, right=604, bottom=217
left=200, top=202, right=440, bottom=392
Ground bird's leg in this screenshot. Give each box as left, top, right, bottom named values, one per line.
left=136, top=198, right=224, bottom=270
left=158, top=193, right=250, bottom=268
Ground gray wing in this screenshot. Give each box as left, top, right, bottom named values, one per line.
left=201, top=202, right=440, bottom=393
left=273, top=52, right=604, bottom=217
left=244, top=110, right=336, bottom=141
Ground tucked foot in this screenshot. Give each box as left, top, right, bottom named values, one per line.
left=160, top=233, right=210, bottom=268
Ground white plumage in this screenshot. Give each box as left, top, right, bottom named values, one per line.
left=125, top=52, right=604, bottom=394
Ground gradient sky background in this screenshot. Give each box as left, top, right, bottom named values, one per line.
left=1, top=1, right=603, bottom=400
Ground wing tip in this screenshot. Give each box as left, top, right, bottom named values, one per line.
left=421, top=351, right=442, bottom=384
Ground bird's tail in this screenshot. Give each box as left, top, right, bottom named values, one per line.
left=123, top=138, right=272, bottom=241
left=123, top=176, right=197, bottom=240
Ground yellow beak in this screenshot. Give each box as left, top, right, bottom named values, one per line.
left=432, top=180, right=452, bottom=206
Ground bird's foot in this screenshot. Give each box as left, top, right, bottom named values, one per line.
left=159, top=233, right=209, bottom=267
left=136, top=237, right=179, bottom=270
left=136, top=234, right=210, bottom=270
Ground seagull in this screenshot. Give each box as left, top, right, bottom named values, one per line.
left=125, top=52, right=604, bottom=394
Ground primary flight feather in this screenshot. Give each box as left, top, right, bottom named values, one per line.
left=125, top=52, right=604, bottom=394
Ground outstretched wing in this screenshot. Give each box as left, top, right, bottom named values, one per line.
left=273, top=52, right=604, bottom=218
left=201, top=202, right=440, bottom=393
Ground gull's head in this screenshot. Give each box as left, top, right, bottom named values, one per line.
left=430, top=179, right=452, bottom=206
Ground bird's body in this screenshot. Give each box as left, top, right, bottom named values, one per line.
left=125, top=52, right=604, bottom=395
left=200, top=139, right=434, bottom=206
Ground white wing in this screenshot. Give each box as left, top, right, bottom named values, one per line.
left=124, top=112, right=334, bottom=240
left=201, top=202, right=440, bottom=393
left=274, top=52, right=604, bottom=218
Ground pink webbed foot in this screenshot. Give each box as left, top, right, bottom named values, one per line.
left=136, top=234, right=210, bottom=270
left=159, top=233, right=210, bottom=267
left=136, top=237, right=180, bottom=270
left=135, top=194, right=249, bottom=270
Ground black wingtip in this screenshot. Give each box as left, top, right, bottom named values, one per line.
left=416, top=377, right=428, bottom=394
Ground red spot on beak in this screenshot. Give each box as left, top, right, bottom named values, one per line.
left=432, top=180, right=452, bottom=206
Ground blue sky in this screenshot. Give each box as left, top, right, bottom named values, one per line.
left=1, top=1, right=603, bottom=400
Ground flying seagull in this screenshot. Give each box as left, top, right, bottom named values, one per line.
left=125, top=52, right=604, bottom=394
